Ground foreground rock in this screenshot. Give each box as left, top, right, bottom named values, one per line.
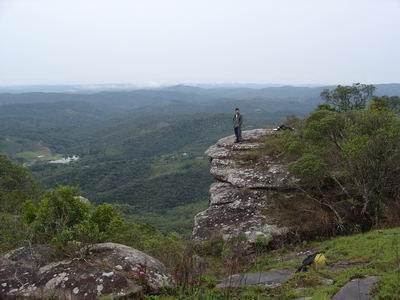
left=0, top=243, right=173, bottom=299
left=332, top=276, right=378, bottom=300
left=193, top=129, right=300, bottom=245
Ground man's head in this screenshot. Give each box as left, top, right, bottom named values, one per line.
left=235, top=108, right=240, bottom=113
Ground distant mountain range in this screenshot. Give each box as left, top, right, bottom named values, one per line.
left=1, top=83, right=399, bottom=95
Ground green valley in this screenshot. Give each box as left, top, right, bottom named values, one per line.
left=1, top=85, right=400, bottom=234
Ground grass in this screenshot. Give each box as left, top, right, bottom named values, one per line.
left=15, top=149, right=62, bottom=164
left=249, top=228, right=400, bottom=299
left=149, top=227, right=400, bottom=299
left=0, top=136, right=62, bottom=165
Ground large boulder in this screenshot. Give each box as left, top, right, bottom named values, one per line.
left=193, top=129, right=300, bottom=245
left=0, top=243, right=173, bottom=299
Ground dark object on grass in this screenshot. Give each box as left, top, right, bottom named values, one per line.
left=296, top=252, right=326, bottom=272
left=273, top=124, right=294, bottom=131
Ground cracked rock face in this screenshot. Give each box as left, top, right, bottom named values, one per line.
left=0, top=243, right=173, bottom=299
left=193, top=129, right=299, bottom=244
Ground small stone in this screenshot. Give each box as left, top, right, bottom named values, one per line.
left=115, top=265, right=123, bottom=270
left=102, top=271, right=114, bottom=277
left=1, top=283, right=7, bottom=287
left=73, top=287, right=79, bottom=294
left=320, top=277, right=334, bottom=285
left=97, top=284, right=103, bottom=295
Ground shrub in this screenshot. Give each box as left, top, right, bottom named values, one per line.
left=90, top=203, right=123, bottom=233
left=23, top=186, right=133, bottom=253
left=0, top=155, right=39, bottom=214
left=30, top=186, right=90, bottom=242
left=284, top=107, right=400, bottom=230
left=0, top=213, right=29, bottom=253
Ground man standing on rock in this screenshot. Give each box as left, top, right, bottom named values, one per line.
left=233, top=108, right=243, bottom=143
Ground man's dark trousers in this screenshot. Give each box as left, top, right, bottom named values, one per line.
left=234, top=127, right=241, bottom=142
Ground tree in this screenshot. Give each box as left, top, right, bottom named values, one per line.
left=369, top=96, right=400, bottom=114
left=90, top=203, right=123, bottom=233
left=283, top=107, right=400, bottom=230
left=29, top=186, right=90, bottom=242
left=320, top=83, right=376, bottom=112
left=25, top=186, right=128, bottom=248
left=0, top=155, right=39, bottom=214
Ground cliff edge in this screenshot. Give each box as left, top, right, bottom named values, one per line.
left=193, top=129, right=302, bottom=245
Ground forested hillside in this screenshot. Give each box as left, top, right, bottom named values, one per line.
left=1, top=84, right=399, bottom=232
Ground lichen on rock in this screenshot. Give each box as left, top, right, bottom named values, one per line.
left=193, top=129, right=300, bottom=245
left=0, top=243, right=173, bottom=299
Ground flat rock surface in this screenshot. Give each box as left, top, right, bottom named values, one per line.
left=332, top=276, right=378, bottom=300
left=0, top=243, right=173, bottom=299
left=206, top=129, right=295, bottom=190
left=217, top=269, right=294, bottom=288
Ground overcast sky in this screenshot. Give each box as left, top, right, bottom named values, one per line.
left=0, top=0, right=399, bottom=86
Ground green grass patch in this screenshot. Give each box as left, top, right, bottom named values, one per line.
left=0, top=136, right=62, bottom=165
left=152, top=228, right=400, bottom=299
left=248, top=228, right=400, bottom=299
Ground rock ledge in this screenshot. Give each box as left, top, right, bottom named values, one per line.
left=193, top=129, right=299, bottom=244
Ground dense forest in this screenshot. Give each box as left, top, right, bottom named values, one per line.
left=1, top=84, right=400, bottom=233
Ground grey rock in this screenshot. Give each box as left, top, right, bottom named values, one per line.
left=193, top=187, right=290, bottom=242
left=74, top=195, right=90, bottom=204
left=217, top=269, right=294, bottom=288
left=210, top=157, right=297, bottom=189
left=209, top=182, right=238, bottom=206
left=193, top=128, right=299, bottom=244
left=0, top=243, right=173, bottom=299
left=332, top=276, right=378, bottom=300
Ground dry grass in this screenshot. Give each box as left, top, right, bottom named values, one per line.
left=264, top=193, right=338, bottom=243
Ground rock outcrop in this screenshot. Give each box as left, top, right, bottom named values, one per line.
left=193, top=129, right=300, bottom=245
left=0, top=243, right=173, bottom=299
